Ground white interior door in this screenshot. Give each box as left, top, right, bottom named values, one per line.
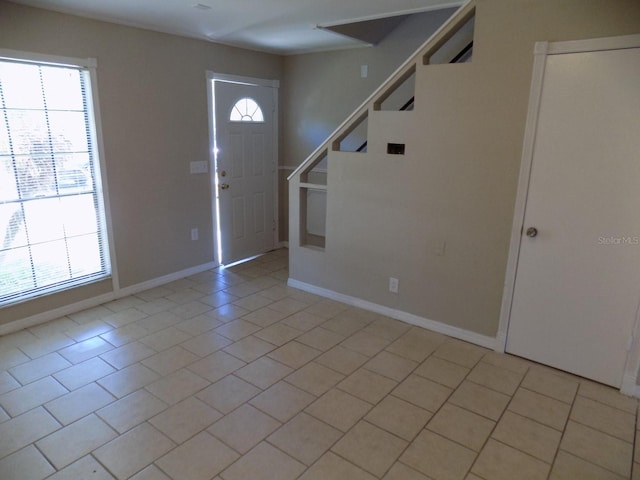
left=506, top=44, right=640, bottom=387
left=214, top=80, right=276, bottom=265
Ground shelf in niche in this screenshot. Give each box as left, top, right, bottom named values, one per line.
left=299, top=183, right=327, bottom=191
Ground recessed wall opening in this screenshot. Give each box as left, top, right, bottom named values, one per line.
left=300, top=187, right=326, bottom=249
left=300, top=151, right=327, bottom=186
left=299, top=149, right=328, bottom=249
left=374, top=65, right=416, bottom=112
left=332, top=111, right=368, bottom=152
left=423, top=9, right=475, bottom=65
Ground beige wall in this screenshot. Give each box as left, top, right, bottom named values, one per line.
left=2, top=0, right=638, bottom=332
left=0, top=1, right=283, bottom=325
left=289, top=0, right=640, bottom=337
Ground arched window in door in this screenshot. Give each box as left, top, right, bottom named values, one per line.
left=229, top=97, right=264, bottom=122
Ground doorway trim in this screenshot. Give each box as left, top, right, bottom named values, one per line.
left=496, top=34, right=640, bottom=396
left=206, top=71, right=280, bottom=265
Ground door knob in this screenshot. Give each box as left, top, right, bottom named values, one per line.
left=219, top=170, right=227, bottom=177
left=220, top=183, right=229, bottom=190
left=526, top=227, right=538, bottom=238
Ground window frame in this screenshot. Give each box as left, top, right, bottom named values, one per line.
left=0, top=49, right=118, bottom=307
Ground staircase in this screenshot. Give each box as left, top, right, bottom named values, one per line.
left=288, top=1, right=476, bottom=251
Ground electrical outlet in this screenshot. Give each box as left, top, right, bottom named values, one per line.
left=389, top=277, right=399, bottom=293
left=191, top=228, right=198, bottom=241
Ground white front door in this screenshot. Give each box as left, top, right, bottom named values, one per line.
left=505, top=42, right=640, bottom=387
left=213, top=80, right=276, bottom=265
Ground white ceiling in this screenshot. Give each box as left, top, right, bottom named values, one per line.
left=11, top=0, right=461, bottom=54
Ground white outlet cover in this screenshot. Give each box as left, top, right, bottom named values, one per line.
left=433, top=240, right=446, bottom=256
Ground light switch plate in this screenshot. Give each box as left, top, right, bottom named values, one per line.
left=190, top=161, right=208, bottom=174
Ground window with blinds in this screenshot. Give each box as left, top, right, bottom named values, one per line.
left=0, top=55, right=111, bottom=306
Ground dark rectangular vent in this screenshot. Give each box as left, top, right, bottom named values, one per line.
left=387, top=143, right=405, bottom=155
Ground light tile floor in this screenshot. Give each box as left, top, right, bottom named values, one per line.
left=0, top=248, right=638, bottom=480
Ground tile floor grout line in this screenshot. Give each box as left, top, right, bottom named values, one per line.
left=545, top=369, right=582, bottom=480
left=89, top=442, right=124, bottom=480
left=234, top=387, right=297, bottom=426
left=556, top=414, right=637, bottom=476
left=2, top=368, right=22, bottom=390
left=547, top=382, right=591, bottom=479
left=516, top=383, right=576, bottom=407
left=387, top=347, right=475, bottom=478
left=464, top=352, right=530, bottom=479
left=301, top=374, right=402, bottom=478
left=566, top=413, right=636, bottom=444
left=574, top=389, right=638, bottom=415
left=19, top=441, right=55, bottom=476
left=321, top=444, right=382, bottom=479
left=152, top=456, right=175, bottom=480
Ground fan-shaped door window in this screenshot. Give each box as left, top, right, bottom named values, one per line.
left=230, top=97, right=264, bottom=122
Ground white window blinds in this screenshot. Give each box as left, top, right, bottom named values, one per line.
left=0, top=56, right=111, bottom=306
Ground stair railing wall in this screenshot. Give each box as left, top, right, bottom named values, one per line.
left=289, top=0, right=476, bottom=250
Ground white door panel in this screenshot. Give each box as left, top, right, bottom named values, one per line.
left=506, top=46, right=640, bottom=387
left=214, top=81, right=275, bottom=265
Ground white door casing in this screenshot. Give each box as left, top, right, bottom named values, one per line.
left=498, top=35, right=640, bottom=391
left=208, top=75, right=278, bottom=265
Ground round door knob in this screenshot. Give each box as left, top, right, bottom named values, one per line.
left=219, top=183, right=229, bottom=190
left=526, top=227, right=538, bottom=238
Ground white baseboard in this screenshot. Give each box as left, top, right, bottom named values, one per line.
left=0, top=292, right=116, bottom=336
left=0, top=261, right=219, bottom=336
left=117, top=261, right=218, bottom=297
left=494, top=331, right=507, bottom=354
left=288, top=279, right=640, bottom=398
left=288, top=278, right=497, bottom=350
left=621, top=373, right=639, bottom=397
